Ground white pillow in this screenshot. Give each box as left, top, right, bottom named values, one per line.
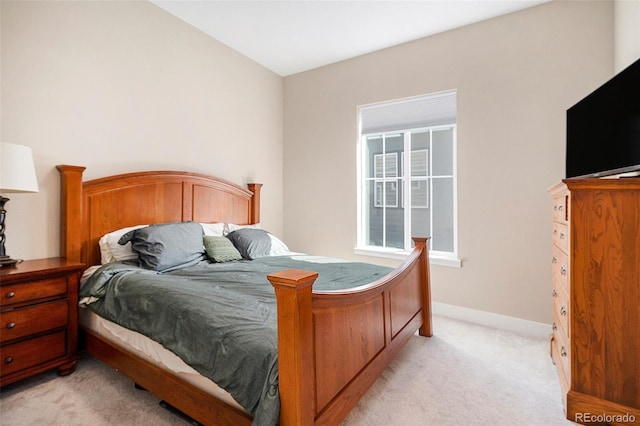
left=98, top=224, right=147, bottom=264
left=267, top=233, right=290, bottom=255
left=200, top=222, right=226, bottom=237
left=225, top=222, right=261, bottom=235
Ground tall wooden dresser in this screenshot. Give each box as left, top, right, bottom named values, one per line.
left=549, top=178, right=640, bottom=425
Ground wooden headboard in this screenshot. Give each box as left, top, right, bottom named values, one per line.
left=57, top=165, right=262, bottom=267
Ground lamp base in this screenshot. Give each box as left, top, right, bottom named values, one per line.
left=0, top=255, right=19, bottom=267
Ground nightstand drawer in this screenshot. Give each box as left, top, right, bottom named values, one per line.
left=0, top=300, right=68, bottom=343
left=1, top=277, right=68, bottom=307
left=0, top=331, right=67, bottom=377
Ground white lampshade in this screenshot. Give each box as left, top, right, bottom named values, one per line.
left=1, top=143, right=39, bottom=193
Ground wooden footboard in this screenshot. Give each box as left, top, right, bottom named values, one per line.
left=268, top=238, right=432, bottom=426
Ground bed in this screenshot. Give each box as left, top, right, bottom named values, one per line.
left=57, top=165, right=433, bottom=426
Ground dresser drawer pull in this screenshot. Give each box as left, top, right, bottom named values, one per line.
left=552, top=322, right=557, bottom=331
left=560, top=346, right=567, bottom=357
left=6, top=322, right=16, bottom=329
left=559, top=232, right=565, bottom=239
left=5, top=291, right=15, bottom=299
left=4, top=356, right=13, bottom=364
left=560, top=265, right=567, bottom=276
left=552, top=256, right=557, bottom=264
left=552, top=289, right=557, bottom=297
left=560, top=306, right=567, bottom=316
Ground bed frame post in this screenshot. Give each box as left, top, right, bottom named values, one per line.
left=412, top=237, right=433, bottom=337
left=57, top=165, right=86, bottom=263
left=247, top=183, right=262, bottom=224
left=267, top=269, right=319, bottom=426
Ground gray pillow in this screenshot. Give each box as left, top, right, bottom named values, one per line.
left=118, top=221, right=204, bottom=272
left=226, top=228, right=272, bottom=260
left=203, top=236, right=242, bottom=262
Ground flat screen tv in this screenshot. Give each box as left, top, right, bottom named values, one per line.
left=566, top=58, right=640, bottom=178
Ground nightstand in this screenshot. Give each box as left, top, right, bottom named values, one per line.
left=0, top=258, right=84, bottom=386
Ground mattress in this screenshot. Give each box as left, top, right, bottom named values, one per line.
left=79, top=307, right=245, bottom=412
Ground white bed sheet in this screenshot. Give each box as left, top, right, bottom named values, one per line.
left=79, top=307, right=245, bottom=412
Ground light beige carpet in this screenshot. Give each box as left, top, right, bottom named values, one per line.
left=0, top=315, right=573, bottom=425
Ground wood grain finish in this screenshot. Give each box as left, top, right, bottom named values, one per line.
left=549, top=179, right=640, bottom=425
left=56, top=166, right=261, bottom=267
left=0, top=258, right=84, bottom=386
left=57, top=165, right=432, bottom=425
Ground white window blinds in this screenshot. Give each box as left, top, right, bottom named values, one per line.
left=360, top=90, right=457, bottom=135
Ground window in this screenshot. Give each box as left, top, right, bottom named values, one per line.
left=356, top=91, right=459, bottom=267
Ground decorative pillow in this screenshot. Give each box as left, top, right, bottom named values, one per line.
left=225, top=223, right=290, bottom=254
left=98, top=224, right=148, bottom=264
left=200, top=222, right=226, bottom=237
left=226, top=228, right=273, bottom=260
left=203, top=236, right=242, bottom=262
left=118, top=221, right=204, bottom=272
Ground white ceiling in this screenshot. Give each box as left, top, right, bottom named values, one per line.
left=151, top=0, right=550, bottom=76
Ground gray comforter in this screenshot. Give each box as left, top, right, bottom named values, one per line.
left=79, top=255, right=392, bottom=425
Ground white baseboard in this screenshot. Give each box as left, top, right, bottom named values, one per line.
left=432, top=302, right=551, bottom=339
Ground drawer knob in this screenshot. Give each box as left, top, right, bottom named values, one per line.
left=560, top=265, right=567, bottom=275
left=560, top=306, right=567, bottom=316
left=6, top=322, right=16, bottom=329
left=5, top=291, right=15, bottom=299
left=4, top=357, right=13, bottom=364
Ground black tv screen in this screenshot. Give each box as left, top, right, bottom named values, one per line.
left=566, top=58, right=640, bottom=178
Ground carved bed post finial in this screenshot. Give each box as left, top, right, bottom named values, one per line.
left=247, top=183, right=262, bottom=224
left=412, top=237, right=433, bottom=337
left=267, top=269, right=318, bottom=426
left=57, top=165, right=86, bottom=262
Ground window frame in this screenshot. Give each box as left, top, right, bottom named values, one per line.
left=356, top=105, right=460, bottom=268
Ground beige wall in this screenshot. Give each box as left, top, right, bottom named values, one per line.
left=1, top=1, right=283, bottom=260
left=282, top=0, right=614, bottom=324
left=614, top=0, right=640, bottom=71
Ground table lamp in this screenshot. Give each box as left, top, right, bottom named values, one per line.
left=0, top=143, right=39, bottom=266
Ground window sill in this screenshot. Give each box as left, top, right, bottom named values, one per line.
left=353, top=246, right=462, bottom=268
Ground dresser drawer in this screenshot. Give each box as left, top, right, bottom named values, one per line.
left=1, top=277, right=68, bottom=307
left=552, top=245, right=569, bottom=291
left=0, top=300, right=68, bottom=343
left=0, top=331, right=67, bottom=377
left=551, top=325, right=571, bottom=390
left=552, top=222, right=569, bottom=252
left=552, top=193, right=569, bottom=224
left=552, top=280, right=570, bottom=337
